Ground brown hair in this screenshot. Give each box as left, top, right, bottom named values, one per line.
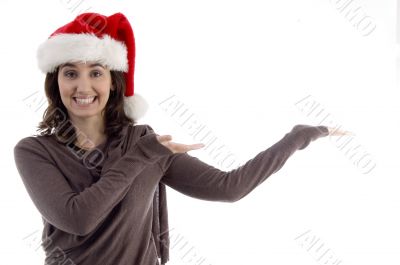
left=35, top=66, right=136, bottom=144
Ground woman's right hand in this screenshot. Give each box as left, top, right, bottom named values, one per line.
left=156, top=135, right=205, bottom=154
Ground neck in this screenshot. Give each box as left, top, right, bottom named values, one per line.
left=70, top=115, right=107, bottom=150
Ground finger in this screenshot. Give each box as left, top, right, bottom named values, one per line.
left=327, top=127, right=354, bottom=136
left=179, top=143, right=205, bottom=152
left=189, top=143, right=205, bottom=149
left=336, top=130, right=354, bottom=136
left=157, top=135, right=172, bottom=142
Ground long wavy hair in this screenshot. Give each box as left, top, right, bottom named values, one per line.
left=35, top=66, right=136, bottom=144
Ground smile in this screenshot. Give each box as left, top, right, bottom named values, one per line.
left=73, top=96, right=97, bottom=106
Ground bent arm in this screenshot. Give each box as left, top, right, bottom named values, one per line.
left=161, top=125, right=329, bottom=202
left=14, top=126, right=173, bottom=236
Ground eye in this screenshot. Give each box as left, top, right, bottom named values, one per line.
left=64, top=71, right=76, bottom=78
left=92, top=70, right=102, bottom=77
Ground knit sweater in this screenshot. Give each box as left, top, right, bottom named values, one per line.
left=13, top=123, right=329, bottom=265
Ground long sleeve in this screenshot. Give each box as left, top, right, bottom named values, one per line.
left=161, top=124, right=329, bottom=202
left=13, top=126, right=174, bottom=237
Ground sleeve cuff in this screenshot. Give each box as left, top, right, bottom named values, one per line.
left=283, top=125, right=330, bottom=151
left=136, top=133, right=174, bottom=159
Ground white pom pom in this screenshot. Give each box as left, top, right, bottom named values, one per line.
left=123, top=93, right=149, bottom=120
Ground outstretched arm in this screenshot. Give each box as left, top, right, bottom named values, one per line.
left=161, top=125, right=330, bottom=202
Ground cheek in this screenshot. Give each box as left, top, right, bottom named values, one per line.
left=57, top=78, right=71, bottom=97
left=97, top=84, right=112, bottom=100
left=99, top=92, right=111, bottom=104
left=58, top=85, right=73, bottom=100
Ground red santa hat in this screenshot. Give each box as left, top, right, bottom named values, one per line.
left=36, top=12, right=148, bottom=121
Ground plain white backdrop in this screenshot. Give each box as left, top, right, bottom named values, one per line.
left=1, top=0, right=399, bottom=264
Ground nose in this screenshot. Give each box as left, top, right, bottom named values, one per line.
left=76, top=73, right=94, bottom=94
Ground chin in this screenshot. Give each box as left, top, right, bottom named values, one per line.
left=68, top=108, right=103, bottom=119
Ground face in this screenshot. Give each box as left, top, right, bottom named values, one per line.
left=57, top=61, right=113, bottom=122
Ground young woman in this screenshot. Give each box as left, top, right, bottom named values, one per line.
left=13, top=12, right=349, bottom=265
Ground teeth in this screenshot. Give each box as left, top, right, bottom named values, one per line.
left=75, top=96, right=95, bottom=105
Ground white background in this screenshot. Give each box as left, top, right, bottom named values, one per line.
left=1, top=0, right=399, bottom=264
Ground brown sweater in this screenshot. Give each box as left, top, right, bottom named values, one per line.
left=13, top=123, right=329, bottom=265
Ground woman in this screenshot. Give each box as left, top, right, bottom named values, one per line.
left=13, top=12, right=350, bottom=265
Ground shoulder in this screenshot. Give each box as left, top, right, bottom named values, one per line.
left=14, top=135, right=48, bottom=152
left=13, top=135, right=53, bottom=164
left=14, top=133, right=67, bottom=160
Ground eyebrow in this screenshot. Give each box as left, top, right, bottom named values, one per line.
left=60, top=63, right=105, bottom=69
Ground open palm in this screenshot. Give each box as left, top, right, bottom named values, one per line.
left=325, top=126, right=354, bottom=136
left=156, top=135, right=205, bottom=154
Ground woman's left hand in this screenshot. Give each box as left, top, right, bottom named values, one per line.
left=326, top=126, right=355, bottom=136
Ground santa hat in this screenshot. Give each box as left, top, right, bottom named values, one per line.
left=36, top=12, right=148, bottom=121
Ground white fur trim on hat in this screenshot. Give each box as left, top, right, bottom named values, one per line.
left=124, top=93, right=149, bottom=120
left=37, top=33, right=128, bottom=73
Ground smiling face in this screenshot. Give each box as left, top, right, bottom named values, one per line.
left=57, top=61, right=113, bottom=122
